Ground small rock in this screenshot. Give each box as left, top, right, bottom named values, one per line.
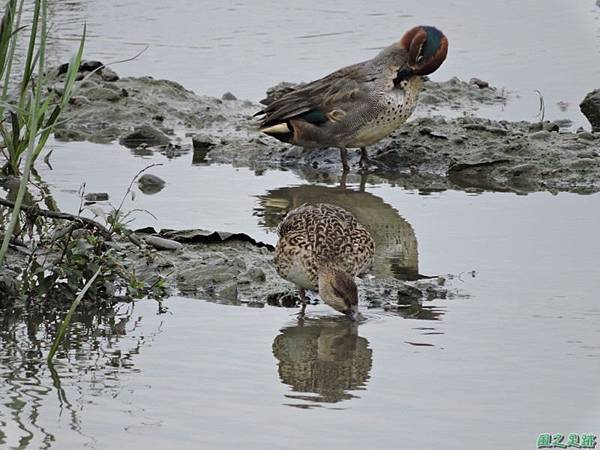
left=69, top=95, right=91, bottom=106
left=486, top=126, right=508, bottom=136
left=217, top=282, right=239, bottom=301
left=528, top=122, right=544, bottom=132
left=397, top=284, right=422, bottom=305
left=80, top=60, right=105, bottom=72
left=554, top=119, right=573, bottom=128
left=469, top=77, right=489, bottom=89
left=84, top=86, right=121, bottom=102
left=576, top=150, right=598, bottom=159
left=570, top=158, right=596, bottom=170
left=138, top=174, right=166, bottom=195
left=54, top=128, right=88, bottom=141
left=529, top=130, right=551, bottom=140
left=580, top=89, right=600, bottom=132
left=84, top=192, right=109, bottom=202
left=144, top=235, right=183, bottom=251
left=119, top=125, right=171, bottom=148
left=101, top=67, right=119, bottom=82
left=577, top=131, right=596, bottom=141
left=221, top=91, right=237, bottom=101
left=418, top=127, right=433, bottom=135
left=192, top=134, right=217, bottom=163
left=543, top=122, right=560, bottom=133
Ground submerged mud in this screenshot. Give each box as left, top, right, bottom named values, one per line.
left=51, top=64, right=600, bottom=194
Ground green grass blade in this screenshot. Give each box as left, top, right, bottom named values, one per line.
left=59, top=23, right=86, bottom=109
left=46, top=267, right=102, bottom=364
left=19, top=0, right=40, bottom=103
left=0, top=0, right=46, bottom=265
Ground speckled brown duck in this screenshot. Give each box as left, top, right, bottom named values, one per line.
left=274, top=203, right=375, bottom=320
left=256, top=26, right=448, bottom=171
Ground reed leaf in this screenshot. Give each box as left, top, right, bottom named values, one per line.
left=46, top=267, right=102, bottom=363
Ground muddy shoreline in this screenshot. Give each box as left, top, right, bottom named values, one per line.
left=2, top=63, right=598, bottom=310
left=49, top=64, right=600, bottom=194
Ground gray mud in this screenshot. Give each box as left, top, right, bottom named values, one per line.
left=3, top=63, right=591, bottom=312
left=127, top=228, right=462, bottom=315
left=51, top=65, right=600, bottom=194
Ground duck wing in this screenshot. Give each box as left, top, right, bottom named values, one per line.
left=256, top=62, right=378, bottom=128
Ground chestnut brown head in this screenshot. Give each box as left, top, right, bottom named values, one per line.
left=400, top=25, right=448, bottom=76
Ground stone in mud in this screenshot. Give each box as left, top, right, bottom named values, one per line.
left=543, top=122, right=560, bottom=133
left=101, top=67, right=119, bottom=82
left=217, top=282, right=239, bottom=302
left=54, top=128, right=88, bottom=142
left=221, top=91, right=237, bottom=101
left=84, top=192, right=109, bottom=202
left=144, top=235, right=183, bottom=251
left=469, top=77, right=489, bottom=89
left=580, top=89, right=600, bottom=132
left=137, top=173, right=166, bottom=194
left=80, top=60, right=105, bottom=72
left=192, top=133, right=217, bottom=151
left=397, top=284, right=423, bottom=306
left=577, top=131, right=597, bottom=141
left=529, top=130, right=551, bottom=140
left=85, top=86, right=121, bottom=102
left=119, top=125, right=171, bottom=148
left=69, top=95, right=91, bottom=107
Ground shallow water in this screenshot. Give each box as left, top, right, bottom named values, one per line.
left=2, top=1, right=600, bottom=448
left=3, top=140, right=600, bottom=449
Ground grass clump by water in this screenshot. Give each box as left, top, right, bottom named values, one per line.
left=0, top=1, right=165, bottom=363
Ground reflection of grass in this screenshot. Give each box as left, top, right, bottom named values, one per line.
left=0, top=302, right=163, bottom=447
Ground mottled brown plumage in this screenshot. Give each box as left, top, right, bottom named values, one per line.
left=274, top=203, right=375, bottom=320
left=256, top=26, right=448, bottom=171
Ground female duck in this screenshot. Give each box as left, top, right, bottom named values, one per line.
left=274, top=203, right=375, bottom=320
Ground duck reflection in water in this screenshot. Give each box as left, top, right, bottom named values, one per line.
left=258, top=184, right=419, bottom=281
left=272, top=317, right=372, bottom=407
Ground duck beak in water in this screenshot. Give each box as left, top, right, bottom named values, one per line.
left=345, top=306, right=364, bottom=322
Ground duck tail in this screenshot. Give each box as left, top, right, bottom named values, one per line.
left=260, top=122, right=293, bottom=143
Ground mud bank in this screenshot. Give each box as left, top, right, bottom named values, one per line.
left=50, top=64, right=600, bottom=194
left=128, top=227, right=463, bottom=315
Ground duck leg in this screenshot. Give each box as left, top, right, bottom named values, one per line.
left=339, top=147, right=349, bottom=172
left=359, top=147, right=371, bottom=171
left=298, top=288, right=307, bottom=317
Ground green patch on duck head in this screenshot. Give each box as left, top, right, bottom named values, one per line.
left=421, top=26, right=443, bottom=59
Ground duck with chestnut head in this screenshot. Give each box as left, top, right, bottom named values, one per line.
left=255, top=25, right=448, bottom=172
left=274, top=203, right=374, bottom=321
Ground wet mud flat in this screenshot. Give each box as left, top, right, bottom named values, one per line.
left=2, top=63, right=598, bottom=310
left=50, top=64, right=600, bottom=194
left=124, top=227, right=463, bottom=316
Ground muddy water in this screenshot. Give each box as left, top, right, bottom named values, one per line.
left=46, top=0, right=600, bottom=127
left=2, top=1, right=600, bottom=448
